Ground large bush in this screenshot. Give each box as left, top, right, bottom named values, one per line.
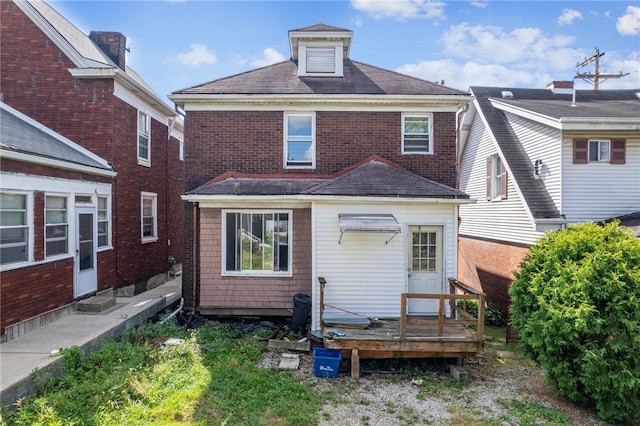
left=509, top=222, right=640, bottom=424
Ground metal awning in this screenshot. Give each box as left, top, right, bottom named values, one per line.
left=338, top=214, right=401, bottom=244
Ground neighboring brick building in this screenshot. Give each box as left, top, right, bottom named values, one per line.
left=170, top=24, right=472, bottom=329
left=0, top=0, right=184, bottom=340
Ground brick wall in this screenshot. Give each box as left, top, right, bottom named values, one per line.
left=458, top=235, right=530, bottom=314
left=1, top=0, right=183, bottom=293
left=181, top=109, right=458, bottom=311
left=1, top=258, right=74, bottom=333
left=184, top=110, right=458, bottom=191
left=198, top=208, right=312, bottom=313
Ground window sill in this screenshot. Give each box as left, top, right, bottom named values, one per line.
left=141, top=237, right=158, bottom=244
left=222, top=271, right=293, bottom=278
left=137, top=159, right=151, bottom=167
left=402, top=151, right=433, bottom=155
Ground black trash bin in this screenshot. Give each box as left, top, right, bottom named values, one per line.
left=290, top=293, right=312, bottom=333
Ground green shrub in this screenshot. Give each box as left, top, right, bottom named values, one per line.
left=509, top=221, right=640, bottom=424
left=455, top=300, right=508, bottom=326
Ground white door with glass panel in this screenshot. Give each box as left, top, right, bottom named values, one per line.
left=407, top=226, right=443, bottom=315
left=75, top=207, right=97, bottom=297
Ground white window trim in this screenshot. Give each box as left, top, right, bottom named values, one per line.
left=97, top=195, right=112, bottom=250
left=490, top=154, right=503, bottom=201
left=141, top=192, right=158, bottom=243
left=284, top=112, right=315, bottom=169
left=402, top=113, right=433, bottom=155
left=588, top=139, right=611, bottom=163
left=45, top=193, right=70, bottom=259
left=0, top=191, right=33, bottom=270
left=137, top=110, right=151, bottom=167
left=221, top=209, right=293, bottom=277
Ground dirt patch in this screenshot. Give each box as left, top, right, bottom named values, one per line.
left=260, top=344, right=608, bottom=426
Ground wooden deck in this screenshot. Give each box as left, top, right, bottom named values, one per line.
left=320, top=278, right=486, bottom=378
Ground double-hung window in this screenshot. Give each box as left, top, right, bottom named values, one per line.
left=45, top=195, right=68, bottom=257
left=224, top=211, right=291, bottom=275
left=141, top=192, right=157, bottom=242
left=486, top=154, right=508, bottom=201
left=97, top=196, right=109, bottom=248
left=138, top=111, right=150, bottom=166
left=402, top=114, right=433, bottom=154
left=284, top=113, right=314, bottom=168
left=573, top=139, right=626, bottom=164
left=1, top=192, right=29, bottom=265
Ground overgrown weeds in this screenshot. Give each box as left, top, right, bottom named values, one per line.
left=1, top=320, right=324, bottom=426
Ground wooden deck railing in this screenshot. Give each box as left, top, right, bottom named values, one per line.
left=399, top=278, right=486, bottom=340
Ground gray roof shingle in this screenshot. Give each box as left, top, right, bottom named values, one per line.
left=1, top=104, right=112, bottom=172
left=189, top=157, right=469, bottom=199
left=173, top=60, right=468, bottom=96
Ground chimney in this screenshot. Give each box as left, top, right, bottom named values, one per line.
left=547, top=80, right=573, bottom=95
left=89, top=31, right=127, bottom=69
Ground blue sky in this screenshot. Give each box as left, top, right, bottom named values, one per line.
left=51, top=0, right=640, bottom=104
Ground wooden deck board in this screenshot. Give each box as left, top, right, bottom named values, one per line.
left=321, top=319, right=483, bottom=378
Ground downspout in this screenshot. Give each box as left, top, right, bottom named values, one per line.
left=455, top=103, right=469, bottom=190
left=191, top=202, right=198, bottom=315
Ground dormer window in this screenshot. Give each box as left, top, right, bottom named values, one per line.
left=289, top=24, right=353, bottom=78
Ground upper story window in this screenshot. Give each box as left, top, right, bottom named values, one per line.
left=97, top=196, right=110, bottom=248
left=223, top=210, right=291, bottom=276
left=138, top=111, right=151, bottom=166
left=402, top=114, right=433, bottom=154
left=141, top=192, right=157, bottom=243
left=486, top=154, right=508, bottom=201
left=284, top=113, right=315, bottom=169
left=45, top=195, right=68, bottom=257
left=0, top=192, right=29, bottom=266
left=573, top=139, right=626, bottom=164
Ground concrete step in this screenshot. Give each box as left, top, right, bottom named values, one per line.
left=76, top=289, right=116, bottom=313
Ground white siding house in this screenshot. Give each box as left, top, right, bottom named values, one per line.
left=457, top=85, right=640, bottom=312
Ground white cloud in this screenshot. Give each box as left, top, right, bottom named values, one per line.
left=251, top=48, right=285, bottom=68
left=176, top=44, right=217, bottom=66
left=558, top=8, right=583, bottom=26
left=396, top=59, right=541, bottom=91
left=617, top=6, right=640, bottom=36
left=441, top=23, right=577, bottom=65
left=350, top=0, right=446, bottom=20
left=471, top=1, right=488, bottom=9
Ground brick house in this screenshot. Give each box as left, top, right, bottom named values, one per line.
left=170, top=24, right=472, bottom=330
left=0, top=0, right=184, bottom=340
left=457, top=84, right=640, bottom=313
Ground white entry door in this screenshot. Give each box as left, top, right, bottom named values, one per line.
left=407, top=226, right=443, bottom=315
left=75, top=207, right=97, bottom=297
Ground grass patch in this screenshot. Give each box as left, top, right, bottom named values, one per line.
left=496, top=398, right=572, bottom=425
left=1, top=321, right=326, bottom=426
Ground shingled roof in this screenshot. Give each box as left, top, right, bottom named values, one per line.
left=189, top=156, right=469, bottom=200
left=1, top=102, right=113, bottom=173
left=173, top=60, right=467, bottom=96
left=470, top=87, right=562, bottom=220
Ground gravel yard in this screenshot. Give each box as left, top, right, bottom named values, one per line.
left=261, top=340, right=609, bottom=426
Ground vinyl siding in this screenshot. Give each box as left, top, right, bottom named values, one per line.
left=561, top=136, right=640, bottom=223
left=506, top=112, right=562, bottom=208
left=311, top=202, right=458, bottom=329
left=459, top=112, right=543, bottom=245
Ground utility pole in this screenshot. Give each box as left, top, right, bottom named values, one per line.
left=575, top=48, right=628, bottom=90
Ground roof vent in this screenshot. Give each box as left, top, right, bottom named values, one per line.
left=501, top=91, right=514, bottom=99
